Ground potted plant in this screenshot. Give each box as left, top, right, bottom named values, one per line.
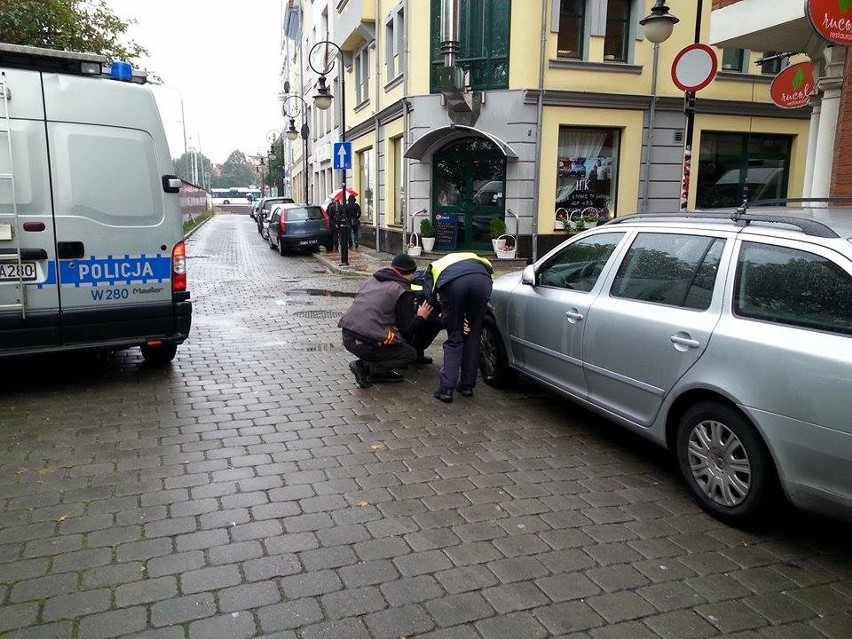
left=420, top=218, right=436, bottom=252
left=490, top=217, right=507, bottom=253
left=581, top=209, right=599, bottom=228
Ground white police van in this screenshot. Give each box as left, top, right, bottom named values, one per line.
left=0, top=44, right=191, bottom=364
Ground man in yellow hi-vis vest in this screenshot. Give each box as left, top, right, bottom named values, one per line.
left=422, top=252, right=494, bottom=403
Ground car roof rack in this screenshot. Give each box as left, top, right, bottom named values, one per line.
left=0, top=43, right=106, bottom=76
left=607, top=211, right=839, bottom=239
left=747, top=197, right=852, bottom=206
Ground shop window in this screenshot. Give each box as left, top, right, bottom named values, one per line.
left=721, top=48, right=745, bottom=72
left=604, top=0, right=631, bottom=62
left=357, top=148, right=374, bottom=224
left=554, top=127, right=619, bottom=231
left=430, top=0, right=511, bottom=91
left=696, top=132, right=791, bottom=208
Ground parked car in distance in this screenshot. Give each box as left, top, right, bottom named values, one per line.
left=266, top=203, right=332, bottom=255
left=255, top=197, right=294, bottom=234
left=479, top=205, right=852, bottom=527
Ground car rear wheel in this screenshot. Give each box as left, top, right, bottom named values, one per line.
left=479, top=316, right=516, bottom=388
left=140, top=342, right=178, bottom=366
left=278, top=241, right=286, bottom=256
left=676, top=401, right=779, bottom=527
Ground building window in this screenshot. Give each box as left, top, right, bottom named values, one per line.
left=386, top=8, right=405, bottom=81
left=554, top=127, right=620, bottom=230
left=721, top=48, right=745, bottom=72
left=354, top=46, right=370, bottom=105
left=604, top=0, right=631, bottom=62
left=760, top=51, right=784, bottom=75
left=557, top=0, right=585, bottom=59
left=430, top=0, right=511, bottom=91
left=696, top=132, right=792, bottom=208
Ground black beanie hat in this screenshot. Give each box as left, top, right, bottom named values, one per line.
left=391, top=253, right=417, bottom=274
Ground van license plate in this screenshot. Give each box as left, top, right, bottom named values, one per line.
left=0, top=262, right=37, bottom=281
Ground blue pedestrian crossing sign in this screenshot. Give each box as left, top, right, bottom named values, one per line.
left=333, top=142, right=352, bottom=170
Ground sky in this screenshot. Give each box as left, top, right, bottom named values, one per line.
left=103, top=0, right=285, bottom=165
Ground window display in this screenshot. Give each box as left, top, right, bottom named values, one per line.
left=554, top=127, right=619, bottom=230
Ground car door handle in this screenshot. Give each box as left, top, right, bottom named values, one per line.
left=565, top=310, right=584, bottom=322
left=671, top=334, right=700, bottom=349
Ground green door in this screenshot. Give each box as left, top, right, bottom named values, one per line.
left=433, top=138, right=507, bottom=251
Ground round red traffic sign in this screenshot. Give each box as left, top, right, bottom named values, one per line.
left=671, top=43, right=718, bottom=93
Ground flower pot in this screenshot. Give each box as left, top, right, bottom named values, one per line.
left=407, top=233, right=422, bottom=257
left=494, top=234, right=517, bottom=259
left=421, top=236, right=435, bottom=252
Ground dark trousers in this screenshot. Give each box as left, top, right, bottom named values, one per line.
left=350, top=225, right=359, bottom=247
left=410, top=315, right=442, bottom=356
left=437, top=272, right=492, bottom=392
left=342, top=332, right=416, bottom=375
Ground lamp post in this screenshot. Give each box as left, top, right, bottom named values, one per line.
left=639, top=0, right=679, bottom=212
left=310, top=40, right=349, bottom=266
left=282, top=94, right=311, bottom=204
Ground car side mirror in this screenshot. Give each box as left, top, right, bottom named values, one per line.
left=521, top=265, right=535, bottom=285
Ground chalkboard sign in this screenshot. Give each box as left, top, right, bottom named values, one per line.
left=434, top=213, right=458, bottom=251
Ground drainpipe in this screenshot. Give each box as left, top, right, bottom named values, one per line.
left=641, top=43, right=661, bottom=212
left=374, top=0, right=381, bottom=251
left=402, top=0, right=411, bottom=253
left=440, top=0, right=460, bottom=67
left=530, top=0, right=548, bottom=262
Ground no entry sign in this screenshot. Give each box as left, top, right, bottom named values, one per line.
left=671, top=44, right=718, bottom=93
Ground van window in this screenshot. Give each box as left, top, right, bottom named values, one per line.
left=52, top=124, right=162, bottom=226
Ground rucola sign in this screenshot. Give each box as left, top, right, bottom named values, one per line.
left=770, top=62, right=817, bottom=109
left=807, top=0, right=852, bottom=45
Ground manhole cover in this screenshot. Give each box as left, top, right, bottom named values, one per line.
left=293, top=310, right=342, bottom=319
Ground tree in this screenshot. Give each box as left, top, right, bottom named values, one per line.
left=214, top=151, right=256, bottom=188
left=0, top=0, right=147, bottom=63
left=174, top=151, right=214, bottom=188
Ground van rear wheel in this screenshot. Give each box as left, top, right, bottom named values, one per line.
left=141, top=342, right=178, bottom=365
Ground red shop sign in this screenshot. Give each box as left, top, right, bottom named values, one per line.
left=770, top=62, right=817, bottom=109
left=807, top=0, right=852, bottom=46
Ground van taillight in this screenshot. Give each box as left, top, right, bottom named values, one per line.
left=172, top=241, right=187, bottom=292
left=279, top=212, right=287, bottom=235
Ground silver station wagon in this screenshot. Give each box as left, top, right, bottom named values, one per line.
left=480, top=206, right=852, bottom=526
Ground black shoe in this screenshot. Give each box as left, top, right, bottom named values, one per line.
left=458, top=386, right=474, bottom=397
left=434, top=389, right=454, bottom=403
left=413, top=355, right=433, bottom=366
left=369, top=370, right=404, bottom=384
left=349, top=361, right=372, bottom=388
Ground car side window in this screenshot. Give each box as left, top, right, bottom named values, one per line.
left=734, top=242, right=852, bottom=335
left=610, top=233, right=725, bottom=310
left=537, top=233, right=624, bottom=292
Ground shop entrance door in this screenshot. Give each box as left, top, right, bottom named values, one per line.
left=432, top=138, right=507, bottom=251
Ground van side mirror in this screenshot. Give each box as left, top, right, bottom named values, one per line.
left=162, top=175, right=181, bottom=194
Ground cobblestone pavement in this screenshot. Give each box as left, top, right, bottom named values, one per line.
left=1, top=213, right=851, bottom=639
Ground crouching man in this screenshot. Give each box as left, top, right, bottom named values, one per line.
left=339, top=254, right=433, bottom=388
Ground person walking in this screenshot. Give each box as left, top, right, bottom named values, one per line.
left=339, top=254, right=433, bottom=388
left=345, top=194, right=362, bottom=249
left=422, top=252, right=494, bottom=403
left=326, top=199, right=341, bottom=252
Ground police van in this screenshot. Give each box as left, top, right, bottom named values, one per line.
left=0, top=44, right=191, bottom=364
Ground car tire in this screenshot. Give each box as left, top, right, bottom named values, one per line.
left=140, top=342, right=178, bottom=365
left=479, top=315, right=517, bottom=388
left=278, top=241, right=286, bottom=256
left=269, top=234, right=276, bottom=250
left=676, top=401, right=780, bottom=527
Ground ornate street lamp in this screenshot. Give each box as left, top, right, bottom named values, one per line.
left=639, top=0, right=679, bottom=44
left=309, top=40, right=349, bottom=266
left=281, top=94, right=311, bottom=205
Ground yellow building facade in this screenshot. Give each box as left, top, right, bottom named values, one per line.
left=283, top=0, right=810, bottom=260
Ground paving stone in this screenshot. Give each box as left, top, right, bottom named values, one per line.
left=585, top=590, right=658, bottom=624
left=9, top=572, right=78, bottom=602
left=42, top=589, right=113, bottom=621
left=115, top=576, right=178, bottom=606
left=536, top=573, right=602, bottom=602
left=280, top=570, right=343, bottom=599
left=0, top=602, right=39, bottom=632
left=188, top=612, right=257, bottom=639
left=145, top=550, right=206, bottom=577
left=436, top=564, right=500, bottom=594
left=220, top=581, right=282, bottom=613
left=364, top=604, right=435, bottom=639
left=534, top=601, right=605, bottom=635
left=321, top=585, right=387, bottom=618
left=181, top=564, right=242, bottom=594
left=78, top=607, right=148, bottom=639
left=300, top=618, right=371, bottom=639
left=476, top=610, right=550, bottom=639
left=256, top=598, right=323, bottom=634
left=151, top=592, right=217, bottom=626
